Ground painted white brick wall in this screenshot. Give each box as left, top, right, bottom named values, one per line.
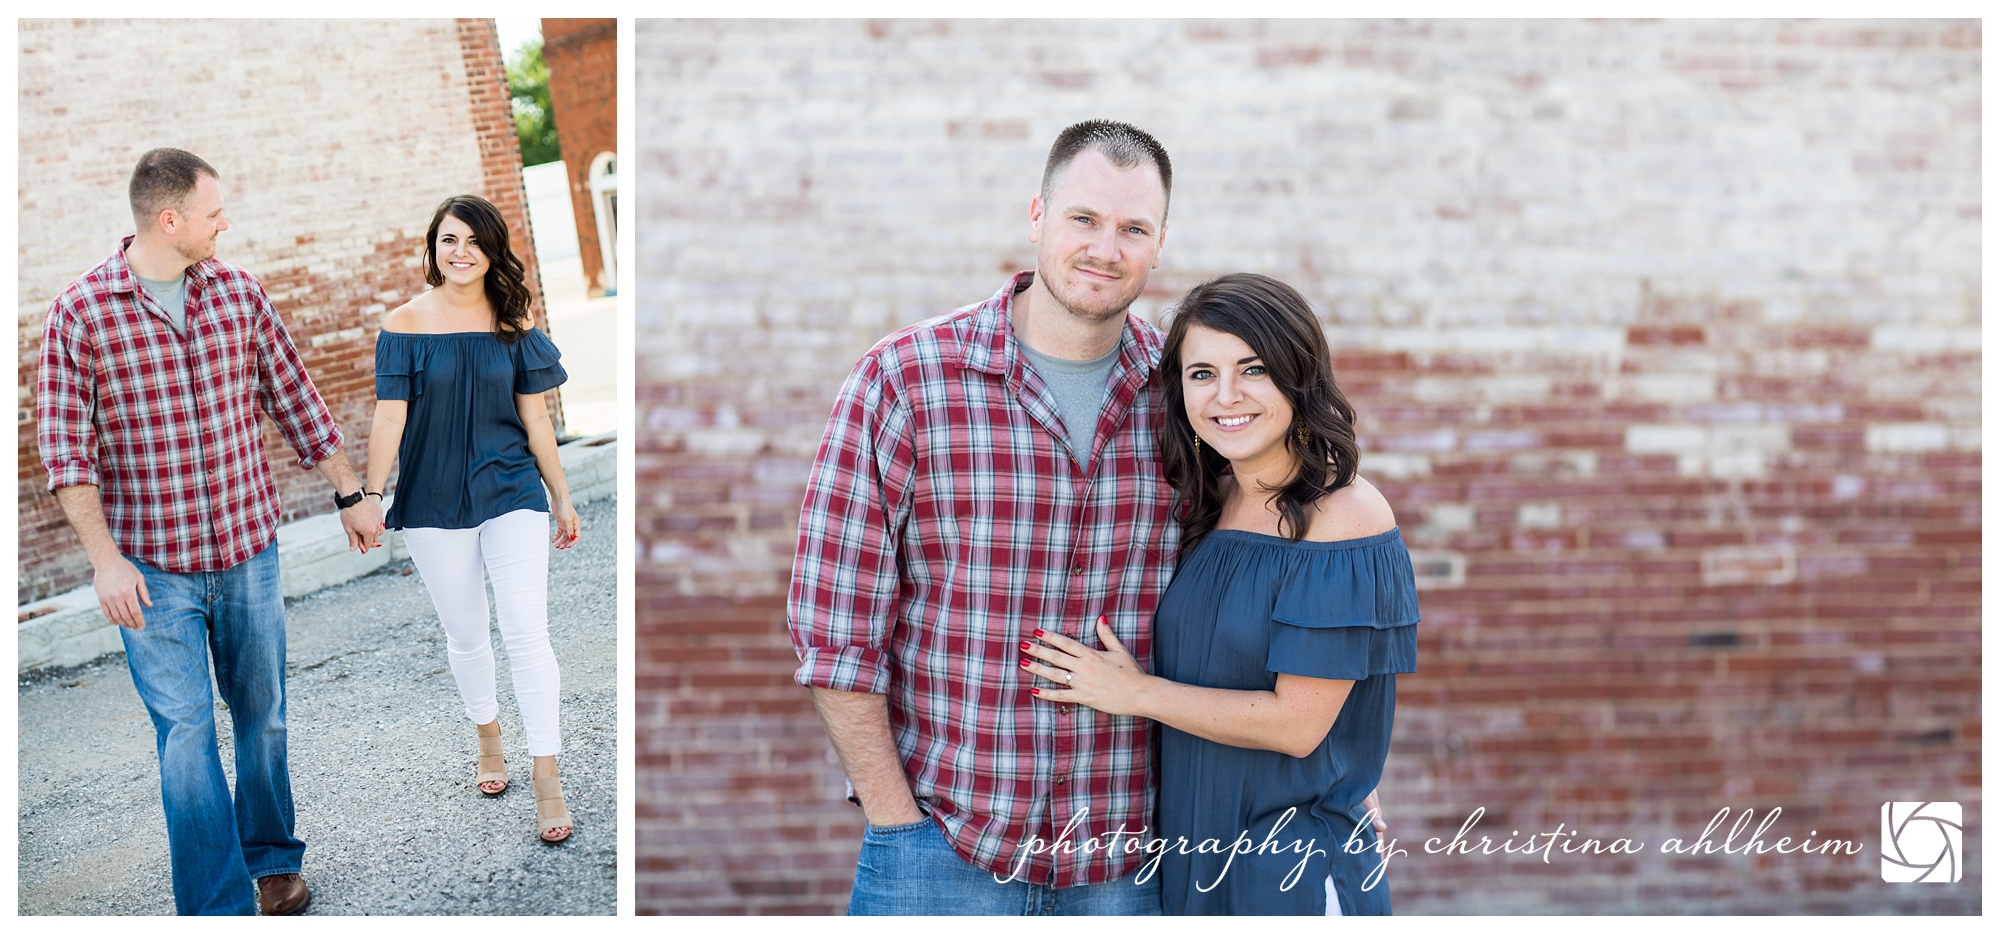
left=636, top=19, right=1981, bottom=916
left=17, top=19, right=485, bottom=320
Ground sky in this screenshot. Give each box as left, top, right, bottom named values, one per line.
left=496, top=18, right=542, bottom=60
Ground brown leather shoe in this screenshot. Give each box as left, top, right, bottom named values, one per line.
left=256, top=873, right=312, bottom=916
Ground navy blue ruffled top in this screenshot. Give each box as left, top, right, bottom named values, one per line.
left=374, top=328, right=567, bottom=531
left=1153, top=527, right=1419, bottom=916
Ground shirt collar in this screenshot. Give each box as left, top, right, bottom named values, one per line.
left=961, top=270, right=1162, bottom=381
left=111, top=234, right=218, bottom=292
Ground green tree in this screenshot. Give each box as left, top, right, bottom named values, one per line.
left=507, top=37, right=561, bottom=167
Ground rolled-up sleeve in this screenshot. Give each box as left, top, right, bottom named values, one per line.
left=788, top=351, right=915, bottom=694
left=252, top=290, right=342, bottom=469
left=37, top=299, right=101, bottom=491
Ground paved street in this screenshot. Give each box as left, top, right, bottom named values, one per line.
left=18, top=496, right=617, bottom=916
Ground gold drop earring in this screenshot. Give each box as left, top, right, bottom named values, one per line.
left=1296, top=422, right=1311, bottom=447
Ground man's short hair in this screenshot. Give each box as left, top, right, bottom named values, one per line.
left=1039, top=120, right=1173, bottom=217
left=129, top=147, right=219, bottom=225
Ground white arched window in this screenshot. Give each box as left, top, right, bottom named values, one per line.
left=588, top=152, right=618, bottom=294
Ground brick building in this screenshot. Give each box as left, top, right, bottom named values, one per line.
left=635, top=20, right=1980, bottom=914
left=16, top=18, right=550, bottom=603
left=543, top=18, right=619, bottom=297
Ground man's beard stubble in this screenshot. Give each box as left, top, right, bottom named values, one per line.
left=175, top=237, right=215, bottom=265
left=1041, top=263, right=1140, bottom=325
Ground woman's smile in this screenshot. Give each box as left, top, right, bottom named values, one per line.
left=1181, top=324, right=1295, bottom=473
left=1211, top=413, right=1258, bottom=430
left=433, top=214, right=489, bottom=283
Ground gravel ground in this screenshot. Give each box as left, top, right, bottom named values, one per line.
left=18, top=496, right=617, bottom=915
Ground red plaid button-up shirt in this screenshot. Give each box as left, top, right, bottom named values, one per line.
left=37, top=237, right=343, bottom=574
left=790, top=273, right=1180, bottom=887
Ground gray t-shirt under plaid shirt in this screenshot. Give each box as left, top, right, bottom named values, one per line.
left=135, top=271, right=187, bottom=335
left=1018, top=340, right=1120, bottom=467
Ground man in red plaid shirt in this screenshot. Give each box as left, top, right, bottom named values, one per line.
left=789, top=121, right=1179, bottom=915
left=37, top=149, right=384, bottom=916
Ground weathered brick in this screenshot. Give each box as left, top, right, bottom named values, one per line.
left=635, top=19, right=1979, bottom=915
left=542, top=19, right=618, bottom=296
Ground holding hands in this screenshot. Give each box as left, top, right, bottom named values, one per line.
left=339, top=496, right=387, bottom=553
left=1020, top=615, right=1157, bottom=718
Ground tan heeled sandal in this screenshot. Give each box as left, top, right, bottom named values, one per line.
left=475, top=721, right=509, bottom=796
left=533, top=760, right=573, bottom=844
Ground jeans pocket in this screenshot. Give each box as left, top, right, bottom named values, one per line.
left=862, top=817, right=936, bottom=842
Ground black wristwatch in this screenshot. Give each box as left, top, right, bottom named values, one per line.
left=334, top=488, right=366, bottom=509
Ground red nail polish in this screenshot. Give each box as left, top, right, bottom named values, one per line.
left=1033, top=629, right=1045, bottom=637
left=1019, top=641, right=1031, bottom=650
left=1019, top=658, right=1031, bottom=667
left=1030, top=687, right=1041, bottom=695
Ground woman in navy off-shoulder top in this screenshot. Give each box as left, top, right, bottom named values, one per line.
left=363, top=195, right=582, bottom=845
left=1021, top=274, right=1418, bottom=915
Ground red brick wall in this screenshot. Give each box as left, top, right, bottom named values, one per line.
left=17, top=18, right=546, bottom=603
left=635, top=20, right=1979, bottom=914
left=543, top=18, right=618, bottom=296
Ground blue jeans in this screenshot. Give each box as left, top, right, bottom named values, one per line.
left=120, top=542, right=303, bottom=915
left=847, top=817, right=1161, bottom=915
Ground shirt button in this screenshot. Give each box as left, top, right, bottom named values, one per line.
left=1055, top=776, right=1067, bottom=786
left=1071, top=564, right=1085, bottom=576
left=1059, top=705, right=1071, bottom=716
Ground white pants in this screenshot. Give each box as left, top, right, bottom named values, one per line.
left=403, top=508, right=562, bottom=756
left=1326, top=875, right=1343, bottom=916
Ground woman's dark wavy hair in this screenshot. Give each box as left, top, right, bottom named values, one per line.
left=424, top=194, right=534, bottom=342
left=1159, top=273, right=1359, bottom=551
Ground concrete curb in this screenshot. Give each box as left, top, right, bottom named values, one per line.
left=16, top=433, right=619, bottom=672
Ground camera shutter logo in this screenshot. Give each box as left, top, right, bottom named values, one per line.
left=1880, top=802, right=1961, bottom=883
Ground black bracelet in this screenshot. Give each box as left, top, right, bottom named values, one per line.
left=333, top=488, right=365, bottom=510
